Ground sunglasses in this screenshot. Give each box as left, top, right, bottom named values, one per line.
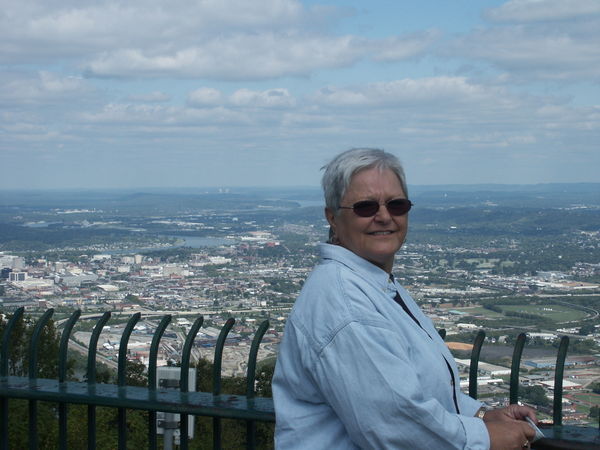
left=338, top=198, right=413, bottom=217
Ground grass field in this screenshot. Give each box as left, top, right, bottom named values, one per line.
left=453, top=303, right=589, bottom=323
left=572, top=392, right=600, bottom=406
left=464, top=258, right=516, bottom=269
left=501, top=304, right=588, bottom=322
left=462, top=306, right=504, bottom=318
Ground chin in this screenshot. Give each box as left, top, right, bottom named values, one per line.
left=365, top=253, right=395, bottom=270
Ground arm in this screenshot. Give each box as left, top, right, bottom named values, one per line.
left=459, top=390, right=486, bottom=417
left=313, top=321, right=490, bottom=450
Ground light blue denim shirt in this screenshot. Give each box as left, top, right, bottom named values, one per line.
left=273, top=244, right=490, bottom=449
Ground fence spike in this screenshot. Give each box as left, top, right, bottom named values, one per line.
left=117, top=312, right=141, bottom=450
left=246, top=319, right=270, bottom=450
left=58, top=309, right=81, bottom=450
left=179, top=316, right=204, bottom=450
left=469, top=330, right=486, bottom=399
left=553, top=336, right=569, bottom=426
left=148, top=314, right=171, bottom=450
left=1, top=307, right=25, bottom=450
left=59, top=310, right=81, bottom=382
left=213, top=317, right=235, bottom=450
left=0, top=307, right=25, bottom=378
left=509, top=333, right=527, bottom=404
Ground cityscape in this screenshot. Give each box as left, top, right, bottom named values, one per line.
left=1, top=184, right=599, bottom=427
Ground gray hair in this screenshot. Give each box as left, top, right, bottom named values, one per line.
left=321, top=148, right=408, bottom=213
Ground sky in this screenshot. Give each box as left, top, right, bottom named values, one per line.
left=1, top=0, right=599, bottom=190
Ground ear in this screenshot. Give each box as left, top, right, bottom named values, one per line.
left=325, top=207, right=336, bottom=230
left=325, top=207, right=338, bottom=243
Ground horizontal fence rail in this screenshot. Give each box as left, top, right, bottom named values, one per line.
left=0, top=309, right=598, bottom=449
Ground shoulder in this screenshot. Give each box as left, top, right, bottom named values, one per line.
left=287, top=258, right=391, bottom=349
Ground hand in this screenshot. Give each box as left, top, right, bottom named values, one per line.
left=483, top=405, right=538, bottom=425
left=486, top=419, right=536, bottom=450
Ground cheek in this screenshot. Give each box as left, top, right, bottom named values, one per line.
left=395, top=219, right=408, bottom=241
left=337, top=219, right=366, bottom=244
left=397, top=217, right=409, bottom=230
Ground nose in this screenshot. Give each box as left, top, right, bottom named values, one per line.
left=374, top=203, right=392, bottom=222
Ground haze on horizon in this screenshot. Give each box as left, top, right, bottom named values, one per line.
left=1, top=0, right=599, bottom=190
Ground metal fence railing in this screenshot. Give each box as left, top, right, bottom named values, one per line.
left=457, top=329, right=598, bottom=449
left=1, top=308, right=598, bottom=449
left=1, top=307, right=274, bottom=449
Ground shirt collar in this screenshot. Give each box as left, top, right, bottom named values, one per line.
left=319, top=243, right=395, bottom=294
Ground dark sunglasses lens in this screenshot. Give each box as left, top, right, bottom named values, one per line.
left=352, top=201, right=380, bottom=217
left=387, top=199, right=411, bottom=215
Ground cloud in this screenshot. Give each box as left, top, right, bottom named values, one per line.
left=187, top=88, right=223, bottom=107
left=0, top=0, right=309, bottom=62
left=445, top=2, right=600, bottom=82
left=81, top=31, right=436, bottom=80
left=229, top=88, right=296, bottom=108
left=126, top=91, right=171, bottom=103
left=185, top=87, right=299, bottom=120
left=0, top=71, right=94, bottom=106
left=313, top=77, right=512, bottom=108
left=80, top=102, right=250, bottom=128
left=485, top=0, right=600, bottom=22
left=1, top=1, right=434, bottom=80
left=82, top=34, right=369, bottom=80
left=370, top=30, right=441, bottom=62
left=451, top=28, right=600, bottom=79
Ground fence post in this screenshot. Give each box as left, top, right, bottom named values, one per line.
left=28, top=309, right=55, bottom=449
left=179, top=316, right=204, bottom=450
left=469, top=330, right=486, bottom=400
left=58, top=309, right=81, bottom=450
left=0, top=307, right=25, bottom=450
left=509, top=333, right=527, bottom=405
left=148, top=315, right=172, bottom=450
left=213, top=318, right=236, bottom=450
left=117, top=312, right=141, bottom=450
left=246, top=320, right=269, bottom=450
left=87, top=311, right=111, bottom=450
left=553, top=336, right=569, bottom=426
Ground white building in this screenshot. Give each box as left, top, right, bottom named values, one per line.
left=9, top=272, right=27, bottom=282
left=92, top=254, right=111, bottom=261
left=0, top=255, right=25, bottom=270
left=59, top=272, right=99, bottom=287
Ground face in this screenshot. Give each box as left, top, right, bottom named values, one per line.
left=325, top=167, right=409, bottom=273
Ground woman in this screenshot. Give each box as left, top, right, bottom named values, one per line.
left=273, top=148, right=538, bottom=449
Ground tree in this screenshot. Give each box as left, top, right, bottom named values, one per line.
left=34, top=318, right=65, bottom=378
left=579, top=323, right=595, bottom=335
left=126, top=359, right=147, bottom=387
left=520, top=385, right=550, bottom=407
left=124, top=294, right=142, bottom=305
left=0, top=311, right=27, bottom=376
left=0, top=311, right=68, bottom=378
left=0, top=311, right=75, bottom=448
left=256, top=359, right=276, bottom=397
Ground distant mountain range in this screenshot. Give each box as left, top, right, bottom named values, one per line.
left=0, top=183, right=598, bottom=210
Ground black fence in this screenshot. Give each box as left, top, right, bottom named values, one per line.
left=1, top=308, right=598, bottom=449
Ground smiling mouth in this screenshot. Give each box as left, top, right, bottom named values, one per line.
left=369, top=231, right=394, bottom=235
